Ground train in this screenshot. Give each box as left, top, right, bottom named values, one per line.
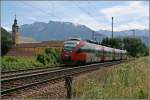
left=61, top=37, right=127, bottom=64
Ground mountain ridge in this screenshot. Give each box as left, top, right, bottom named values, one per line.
left=19, top=20, right=103, bottom=41
left=18, top=20, right=149, bottom=47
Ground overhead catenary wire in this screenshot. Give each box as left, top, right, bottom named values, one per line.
left=20, top=1, right=62, bottom=20
left=19, top=1, right=112, bottom=40
left=127, top=24, right=136, bottom=37
left=87, top=1, right=112, bottom=30
left=74, top=2, right=102, bottom=40
left=75, top=2, right=101, bottom=24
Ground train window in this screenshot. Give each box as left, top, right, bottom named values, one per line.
left=107, top=52, right=108, bottom=56
left=109, top=52, right=112, bottom=56
left=97, top=51, right=100, bottom=56
left=109, top=52, right=111, bottom=56
left=69, top=39, right=80, bottom=41
left=76, top=49, right=82, bottom=53
left=65, top=42, right=76, bottom=45
left=64, top=46, right=75, bottom=51
left=99, top=51, right=103, bottom=56
left=104, top=51, right=107, bottom=56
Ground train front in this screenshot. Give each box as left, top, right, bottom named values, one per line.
left=61, top=38, right=81, bottom=64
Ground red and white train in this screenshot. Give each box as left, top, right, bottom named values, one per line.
left=61, top=37, right=127, bottom=64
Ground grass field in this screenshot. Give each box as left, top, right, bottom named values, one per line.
left=73, top=57, right=148, bottom=99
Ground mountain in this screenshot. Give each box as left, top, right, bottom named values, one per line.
left=19, top=36, right=38, bottom=43
left=19, top=20, right=149, bottom=47
left=120, top=30, right=149, bottom=47
left=97, top=29, right=149, bottom=47
left=20, top=21, right=104, bottom=42
left=97, top=29, right=149, bottom=37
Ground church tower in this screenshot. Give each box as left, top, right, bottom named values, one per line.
left=12, top=15, right=19, bottom=46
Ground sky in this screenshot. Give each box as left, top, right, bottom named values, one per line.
left=1, top=1, right=149, bottom=31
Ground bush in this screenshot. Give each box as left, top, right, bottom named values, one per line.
left=36, top=48, right=61, bottom=66
left=138, top=89, right=145, bottom=99
left=37, top=54, right=47, bottom=65
left=123, top=37, right=149, bottom=57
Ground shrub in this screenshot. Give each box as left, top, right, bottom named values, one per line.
left=37, top=54, right=47, bottom=65
left=138, top=89, right=145, bottom=99
left=36, top=48, right=61, bottom=66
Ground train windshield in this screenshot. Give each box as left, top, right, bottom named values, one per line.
left=64, top=46, right=75, bottom=51
left=64, top=42, right=77, bottom=51
left=63, top=38, right=80, bottom=51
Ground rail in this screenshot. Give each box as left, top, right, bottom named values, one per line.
left=1, top=60, right=125, bottom=96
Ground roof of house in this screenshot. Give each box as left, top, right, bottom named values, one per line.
left=16, top=41, right=64, bottom=48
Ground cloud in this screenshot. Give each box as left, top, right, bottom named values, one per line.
left=65, top=1, right=149, bottom=31
left=65, top=14, right=111, bottom=31
left=100, top=1, right=148, bottom=20
left=100, top=1, right=149, bottom=31
left=2, top=1, right=148, bottom=32
left=116, top=22, right=148, bottom=31
left=28, top=17, right=38, bottom=21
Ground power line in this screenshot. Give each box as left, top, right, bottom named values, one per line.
left=20, top=1, right=61, bottom=20
left=75, top=2, right=103, bottom=40
left=75, top=2, right=100, bottom=24
left=127, top=24, right=136, bottom=37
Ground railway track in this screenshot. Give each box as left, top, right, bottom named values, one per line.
left=2, top=67, right=63, bottom=79
left=1, top=64, right=66, bottom=78
left=1, top=60, right=125, bottom=96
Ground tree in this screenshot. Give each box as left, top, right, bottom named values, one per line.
left=101, top=36, right=149, bottom=57
left=1, top=27, right=13, bottom=56
left=36, top=48, right=60, bottom=65
left=101, top=37, right=123, bottom=49
left=123, top=37, right=149, bottom=57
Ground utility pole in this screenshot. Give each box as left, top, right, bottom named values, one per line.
left=112, top=17, right=114, bottom=39
left=65, top=76, right=72, bottom=99
left=132, top=29, right=135, bottom=38
left=92, top=31, right=94, bottom=40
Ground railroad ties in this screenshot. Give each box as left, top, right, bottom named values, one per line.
left=1, top=61, right=124, bottom=98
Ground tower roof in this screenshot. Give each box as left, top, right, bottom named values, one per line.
left=13, top=14, right=18, bottom=26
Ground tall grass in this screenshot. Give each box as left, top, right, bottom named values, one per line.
left=73, top=57, right=148, bottom=99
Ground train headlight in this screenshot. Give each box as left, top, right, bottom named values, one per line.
left=76, top=42, right=79, bottom=45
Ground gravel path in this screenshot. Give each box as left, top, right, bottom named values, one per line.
left=2, top=79, right=66, bottom=99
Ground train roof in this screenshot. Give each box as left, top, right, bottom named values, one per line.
left=122, top=50, right=127, bottom=53
left=64, top=37, right=127, bottom=53
left=103, top=46, right=114, bottom=52
left=86, top=39, right=100, bottom=45
left=114, top=49, right=127, bottom=53
left=67, top=37, right=81, bottom=41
